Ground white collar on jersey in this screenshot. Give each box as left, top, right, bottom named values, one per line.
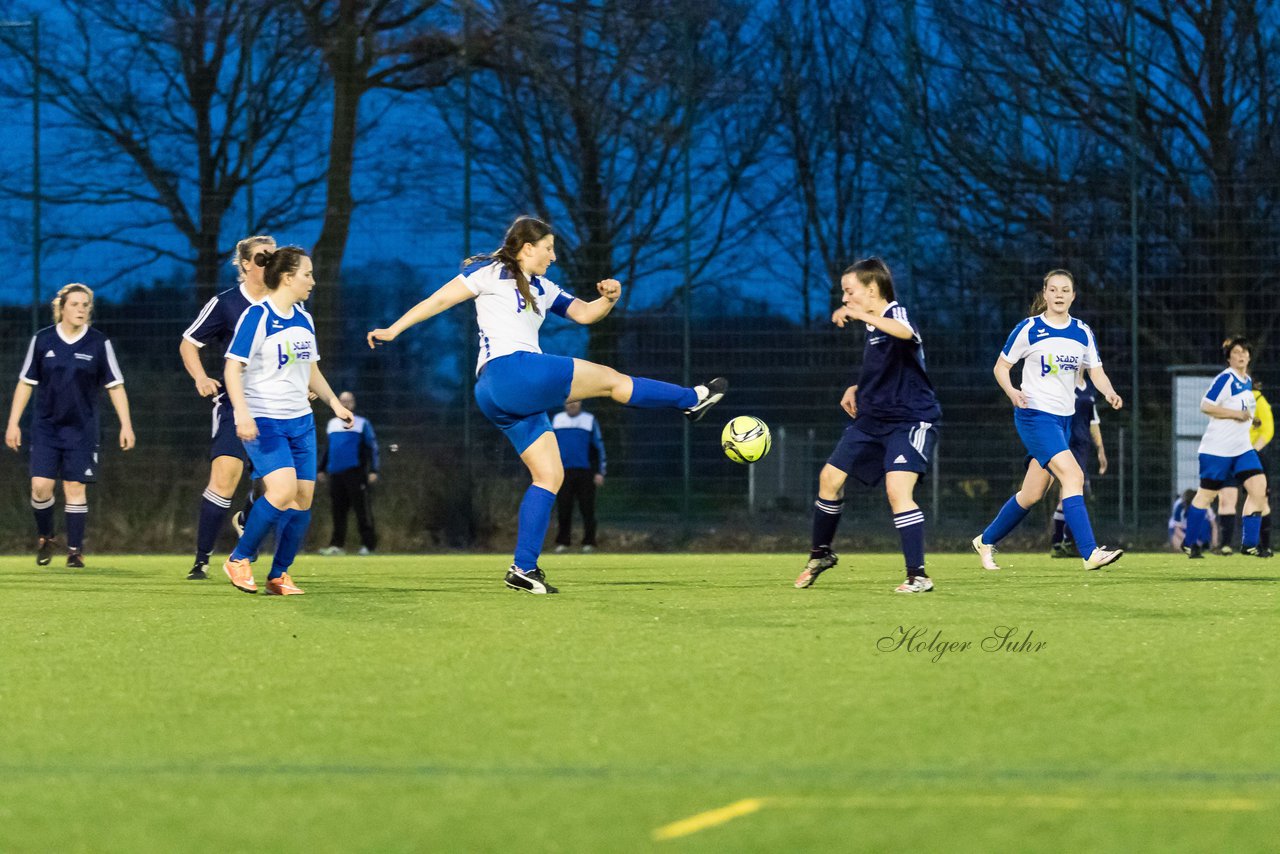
left=239, top=282, right=268, bottom=305
left=1036, top=312, right=1073, bottom=330
left=56, top=323, right=89, bottom=345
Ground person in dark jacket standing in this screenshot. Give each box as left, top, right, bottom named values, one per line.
left=318, top=390, right=379, bottom=555
left=552, top=401, right=606, bottom=553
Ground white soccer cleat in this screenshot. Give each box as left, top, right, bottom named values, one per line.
left=895, top=575, right=934, bottom=593
left=1082, top=546, right=1124, bottom=571
left=972, top=535, right=1000, bottom=571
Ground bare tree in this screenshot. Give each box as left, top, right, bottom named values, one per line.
left=0, top=0, right=327, bottom=302
left=444, top=0, right=768, bottom=366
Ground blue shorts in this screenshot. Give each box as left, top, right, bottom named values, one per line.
left=475, top=351, right=576, bottom=454
left=242, top=414, right=317, bottom=480
left=210, top=393, right=250, bottom=463
left=1199, top=450, right=1264, bottom=489
left=827, top=419, right=938, bottom=487
left=30, top=444, right=99, bottom=483
left=1014, top=409, right=1073, bottom=469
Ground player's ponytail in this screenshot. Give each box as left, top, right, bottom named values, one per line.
left=255, top=246, right=308, bottom=290
left=51, top=283, right=94, bottom=324
left=476, top=216, right=553, bottom=317
left=233, top=234, right=275, bottom=282
left=1032, top=269, right=1074, bottom=315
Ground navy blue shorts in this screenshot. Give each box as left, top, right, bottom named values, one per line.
left=30, top=444, right=99, bottom=483
left=1199, top=450, right=1264, bottom=489
left=1014, top=408, right=1073, bottom=469
left=210, top=393, right=250, bottom=462
left=475, top=351, right=576, bottom=454
left=827, top=419, right=938, bottom=487
left=242, top=414, right=317, bottom=480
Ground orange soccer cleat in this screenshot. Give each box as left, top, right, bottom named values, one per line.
left=223, top=557, right=257, bottom=593
left=265, top=573, right=305, bottom=596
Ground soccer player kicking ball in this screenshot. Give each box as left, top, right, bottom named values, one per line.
left=368, top=216, right=725, bottom=594
left=221, top=247, right=352, bottom=596
left=794, top=257, right=941, bottom=594
left=971, top=270, right=1124, bottom=572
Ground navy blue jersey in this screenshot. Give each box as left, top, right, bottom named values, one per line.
left=19, top=325, right=124, bottom=448
left=182, top=283, right=263, bottom=381
left=1070, top=380, right=1099, bottom=452
left=852, top=301, right=942, bottom=428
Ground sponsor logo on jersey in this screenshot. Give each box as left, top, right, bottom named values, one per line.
left=276, top=337, right=315, bottom=368
left=1040, top=354, right=1080, bottom=377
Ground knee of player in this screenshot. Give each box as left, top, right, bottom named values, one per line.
left=818, top=465, right=846, bottom=497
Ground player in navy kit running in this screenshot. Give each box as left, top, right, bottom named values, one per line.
left=794, top=257, right=942, bottom=594
left=367, top=216, right=725, bottom=594
left=972, top=270, right=1124, bottom=572
left=179, top=235, right=275, bottom=579
left=6, top=284, right=135, bottom=567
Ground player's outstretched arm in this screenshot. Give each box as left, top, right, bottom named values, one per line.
left=5, top=381, right=33, bottom=450
left=309, top=365, right=353, bottom=426
left=368, top=276, right=476, bottom=348
left=566, top=279, right=621, bottom=325
left=1201, top=399, right=1252, bottom=422
left=107, top=385, right=135, bottom=450
left=1087, top=366, right=1123, bottom=410
left=993, top=358, right=1028, bottom=408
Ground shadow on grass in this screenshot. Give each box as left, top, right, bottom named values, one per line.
left=1166, top=576, right=1278, bottom=583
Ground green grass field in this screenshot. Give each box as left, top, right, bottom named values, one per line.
left=1, top=551, right=1275, bottom=852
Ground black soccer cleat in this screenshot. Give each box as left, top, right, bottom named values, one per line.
left=1242, top=545, right=1274, bottom=558
left=1050, top=543, right=1072, bottom=559
left=1183, top=543, right=1204, bottom=559
left=66, top=549, right=85, bottom=569
left=794, top=550, right=839, bottom=589
left=36, top=536, right=57, bottom=566
left=684, top=377, right=728, bottom=423
left=504, top=565, right=559, bottom=594
left=187, top=561, right=209, bottom=580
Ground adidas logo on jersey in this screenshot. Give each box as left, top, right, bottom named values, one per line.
left=45, top=350, right=56, bottom=358
left=84, top=468, right=93, bottom=477
left=893, top=455, right=908, bottom=464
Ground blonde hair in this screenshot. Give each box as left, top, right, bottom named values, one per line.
left=232, top=234, right=276, bottom=282
left=52, top=283, right=94, bottom=324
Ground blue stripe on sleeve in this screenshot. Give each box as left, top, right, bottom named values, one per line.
left=1001, top=318, right=1032, bottom=356
left=1203, top=373, right=1231, bottom=403
left=550, top=292, right=575, bottom=318
left=227, top=305, right=265, bottom=361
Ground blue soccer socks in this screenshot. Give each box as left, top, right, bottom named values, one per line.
left=514, top=484, right=557, bottom=570
left=1060, top=495, right=1097, bottom=558
left=1185, top=505, right=1209, bottom=549
left=270, top=508, right=312, bottom=579
left=982, top=494, right=1031, bottom=545
left=231, top=497, right=286, bottom=562
left=627, top=376, right=698, bottom=410
left=197, top=489, right=233, bottom=563
left=1242, top=512, right=1262, bottom=549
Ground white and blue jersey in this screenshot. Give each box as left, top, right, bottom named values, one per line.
left=552, top=410, right=606, bottom=474
left=322, top=415, right=379, bottom=475
left=225, top=302, right=319, bottom=420
left=19, top=325, right=124, bottom=449
left=1000, top=314, right=1101, bottom=416
left=1198, top=369, right=1255, bottom=457
left=461, top=260, right=576, bottom=374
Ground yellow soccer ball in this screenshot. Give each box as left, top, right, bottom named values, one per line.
left=721, top=416, right=772, bottom=464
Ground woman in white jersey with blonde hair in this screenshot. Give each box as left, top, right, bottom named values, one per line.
left=1181, top=336, right=1269, bottom=558
left=368, top=215, right=725, bottom=594
left=972, top=269, right=1125, bottom=571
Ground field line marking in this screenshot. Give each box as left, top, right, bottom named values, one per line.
left=652, top=797, right=768, bottom=841
left=770, top=794, right=1268, bottom=812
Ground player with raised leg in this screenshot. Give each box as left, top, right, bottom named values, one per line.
left=972, top=269, right=1124, bottom=572
left=794, top=257, right=941, bottom=593
left=367, top=216, right=725, bottom=594
left=221, top=247, right=352, bottom=595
